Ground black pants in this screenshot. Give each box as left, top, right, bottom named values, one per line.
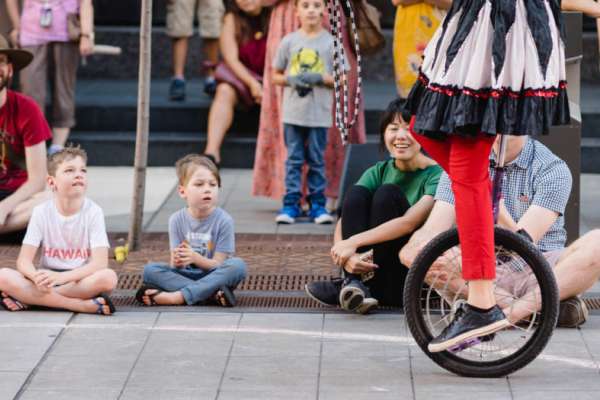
left=341, top=184, right=411, bottom=306
left=0, top=190, right=26, bottom=244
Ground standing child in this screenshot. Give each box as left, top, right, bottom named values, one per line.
left=0, top=147, right=117, bottom=315
left=137, top=155, right=246, bottom=307
left=272, top=0, right=342, bottom=225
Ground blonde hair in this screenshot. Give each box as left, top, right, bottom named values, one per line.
left=47, top=146, right=88, bottom=176
left=175, top=154, right=221, bottom=187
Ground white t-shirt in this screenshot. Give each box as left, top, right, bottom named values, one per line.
left=23, top=197, right=110, bottom=270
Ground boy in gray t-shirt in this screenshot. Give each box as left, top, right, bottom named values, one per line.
left=272, top=0, right=341, bottom=226
left=137, top=155, right=247, bottom=307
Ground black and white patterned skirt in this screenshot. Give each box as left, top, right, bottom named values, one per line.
left=405, top=0, right=570, bottom=139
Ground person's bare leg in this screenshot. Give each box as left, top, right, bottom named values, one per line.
left=505, top=230, right=600, bottom=322
left=172, top=37, right=189, bottom=78
left=0, top=268, right=111, bottom=314
left=51, top=127, right=70, bottom=148
left=203, top=83, right=238, bottom=163
left=202, top=38, right=219, bottom=77
left=55, top=269, right=118, bottom=299
left=468, top=280, right=496, bottom=309
left=0, top=191, right=51, bottom=234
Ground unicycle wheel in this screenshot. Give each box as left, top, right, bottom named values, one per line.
left=403, top=227, right=559, bottom=377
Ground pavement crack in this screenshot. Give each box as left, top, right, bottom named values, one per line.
left=116, top=312, right=160, bottom=400
left=13, top=313, right=77, bottom=400
left=315, top=313, right=325, bottom=400
left=214, top=312, right=243, bottom=400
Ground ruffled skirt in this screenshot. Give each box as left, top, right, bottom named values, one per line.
left=404, top=0, right=570, bottom=139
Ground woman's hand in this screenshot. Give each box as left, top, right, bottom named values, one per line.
left=79, top=36, right=94, bottom=57
left=343, top=254, right=378, bottom=274
left=249, top=80, right=263, bottom=104
left=330, top=239, right=358, bottom=267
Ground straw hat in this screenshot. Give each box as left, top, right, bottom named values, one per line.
left=0, top=35, right=33, bottom=71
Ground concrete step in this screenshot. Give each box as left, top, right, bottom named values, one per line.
left=582, top=138, right=600, bottom=173
left=71, top=79, right=396, bottom=134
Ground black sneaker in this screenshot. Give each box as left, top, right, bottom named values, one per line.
left=339, top=278, right=369, bottom=311
left=305, top=278, right=342, bottom=306
left=169, top=78, right=186, bottom=101
left=558, top=296, right=589, bottom=328
left=428, top=303, right=510, bottom=353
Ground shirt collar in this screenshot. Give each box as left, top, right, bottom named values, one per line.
left=489, top=137, right=533, bottom=170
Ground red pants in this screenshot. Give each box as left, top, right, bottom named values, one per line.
left=410, top=117, right=496, bottom=280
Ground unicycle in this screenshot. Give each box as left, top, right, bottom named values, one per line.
left=403, top=134, right=560, bottom=377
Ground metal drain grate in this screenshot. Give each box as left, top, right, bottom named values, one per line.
left=584, top=297, right=600, bottom=310
left=117, top=272, right=335, bottom=292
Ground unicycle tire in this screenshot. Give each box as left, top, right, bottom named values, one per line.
left=403, top=227, right=559, bottom=377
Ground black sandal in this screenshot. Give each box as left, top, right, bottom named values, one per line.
left=0, top=291, right=28, bottom=312
left=135, top=284, right=162, bottom=306
left=213, top=286, right=236, bottom=307
left=93, top=293, right=116, bottom=315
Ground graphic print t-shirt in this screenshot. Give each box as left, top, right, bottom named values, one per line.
left=168, top=207, right=235, bottom=260
left=23, top=198, right=110, bottom=270
left=274, top=30, right=343, bottom=128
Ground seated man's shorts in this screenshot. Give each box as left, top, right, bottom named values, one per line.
left=496, top=249, right=564, bottom=299
left=166, top=0, right=225, bottom=39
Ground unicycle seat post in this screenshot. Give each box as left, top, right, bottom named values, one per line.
left=492, top=134, right=509, bottom=224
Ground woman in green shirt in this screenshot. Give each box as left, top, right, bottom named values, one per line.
left=306, top=99, right=442, bottom=312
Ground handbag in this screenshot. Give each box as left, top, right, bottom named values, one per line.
left=67, top=13, right=81, bottom=42
left=346, top=0, right=385, bottom=56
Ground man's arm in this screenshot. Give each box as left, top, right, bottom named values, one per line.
left=6, top=0, right=21, bottom=47
left=562, top=0, right=600, bottom=17
left=0, top=142, right=47, bottom=226
left=399, top=200, right=455, bottom=267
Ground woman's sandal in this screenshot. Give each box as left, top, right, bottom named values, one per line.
left=212, top=286, right=236, bottom=307
left=0, top=291, right=28, bottom=312
left=135, top=284, right=163, bottom=306
left=93, top=293, right=116, bottom=315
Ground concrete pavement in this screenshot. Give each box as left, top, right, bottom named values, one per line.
left=2, top=311, right=600, bottom=400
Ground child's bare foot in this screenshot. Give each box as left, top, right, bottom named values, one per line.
left=140, top=288, right=184, bottom=306
left=0, top=292, right=28, bottom=312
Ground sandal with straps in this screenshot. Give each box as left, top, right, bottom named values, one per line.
left=135, top=284, right=163, bottom=306
left=0, top=291, right=28, bottom=312
left=92, top=293, right=116, bottom=315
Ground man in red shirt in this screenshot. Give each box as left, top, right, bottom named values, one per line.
left=0, top=35, right=51, bottom=238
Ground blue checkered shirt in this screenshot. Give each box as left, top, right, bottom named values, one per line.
left=434, top=138, right=572, bottom=252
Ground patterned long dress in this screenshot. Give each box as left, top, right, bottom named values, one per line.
left=252, top=0, right=366, bottom=200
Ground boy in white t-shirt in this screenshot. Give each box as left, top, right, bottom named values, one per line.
left=0, top=147, right=117, bottom=315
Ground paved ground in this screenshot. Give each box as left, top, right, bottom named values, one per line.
left=0, top=169, right=598, bottom=399
left=1, top=311, right=600, bottom=400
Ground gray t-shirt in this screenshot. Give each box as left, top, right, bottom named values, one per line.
left=168, top=207, right=235, bottom=259
left=274, top=30, right=340, bottom=128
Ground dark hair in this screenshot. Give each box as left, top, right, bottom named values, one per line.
left=378, top=98, right=408, bottom=151
left=225, top=0, right=271, bottom=44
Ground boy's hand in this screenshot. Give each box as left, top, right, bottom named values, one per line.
left=174, top=241, right=195, bottom=266
left=298, top=72, right=324, bottom=86
left=286, top=74, right=312, bottom=91
left=34, top=270, right=67, bottom=289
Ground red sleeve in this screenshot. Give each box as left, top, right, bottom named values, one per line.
left=17, top=93, right=52, bottom=147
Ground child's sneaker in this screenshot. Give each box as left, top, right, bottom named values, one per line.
left=169, top=78, right=186, bottom=101
left=310, top=205, right=334, bottom=224
left=275, top=205, right=302, bottom=224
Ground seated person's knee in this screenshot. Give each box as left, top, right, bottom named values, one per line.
left=97, top=269, right=118, bottom=292
left=227, top=257, right=247, bottom=278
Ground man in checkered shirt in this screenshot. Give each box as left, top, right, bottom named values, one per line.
left=400, top=135, right=600, bottom=327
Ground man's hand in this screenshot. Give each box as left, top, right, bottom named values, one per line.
left=34, top=270, right=67, bottom=289
left=0, top=202, right=11, bottom=226
left=343, top=254, right=378, bottom=274
left=331, top=239, right=358, bottom=268
left=8, top=29, right=19, bottom=48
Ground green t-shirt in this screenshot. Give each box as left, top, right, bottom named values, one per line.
left=356, top=160, right=443, bottom=206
